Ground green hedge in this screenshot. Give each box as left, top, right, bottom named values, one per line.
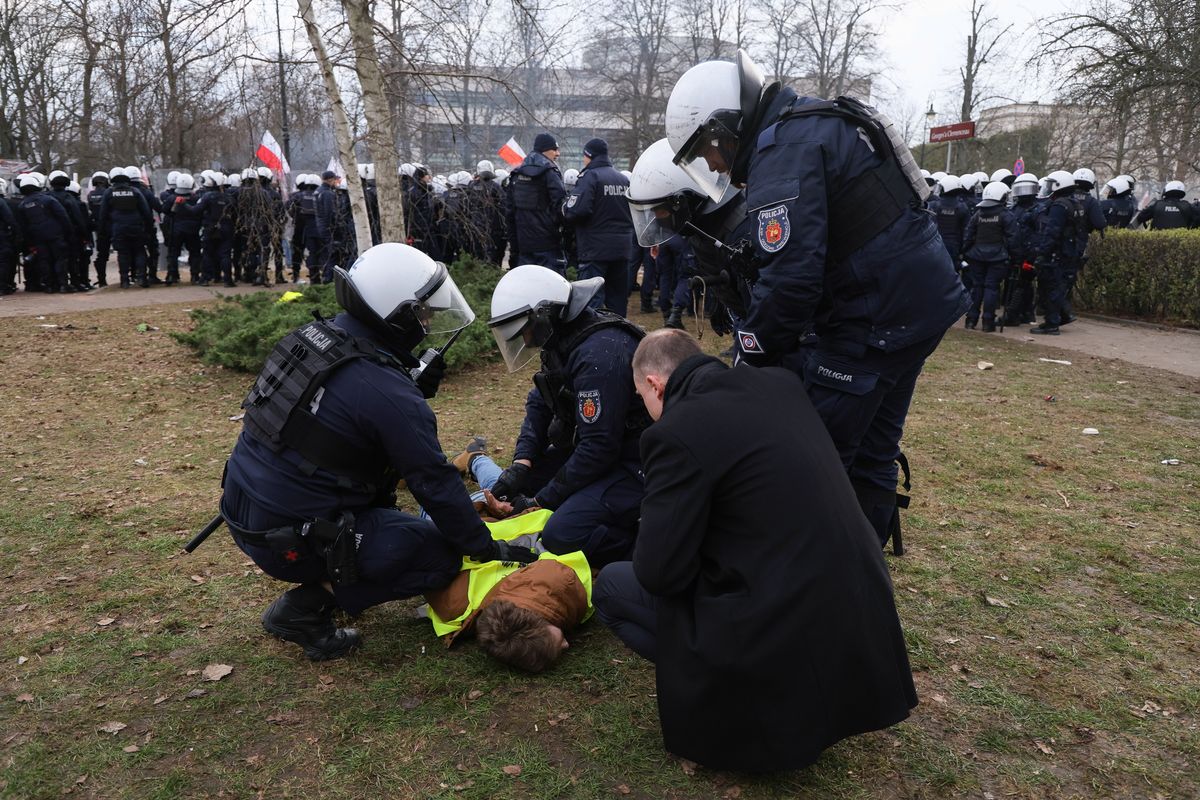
left=1076, top=229, right=1200, bottom=328
left=173, top=256, right=504, bottom=372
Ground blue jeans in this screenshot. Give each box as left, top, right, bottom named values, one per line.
left=578, top=259, right=630, bottom=317
left=419, top=455, right=503, bottom=520
left=519, top=249, right=565, bottom=275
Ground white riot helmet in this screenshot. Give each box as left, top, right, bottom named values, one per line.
left=487, top=264, right=604, bottom=372
left=400, top=163, right=415, bottom=178
left=1104, top=176, right=1131, bottom=197
left=972, top=171, right=989, bottom=188
left=175, top=174, right=195, bottom=193
left=257, top=166, right=274, bottom=181
left=199, top=169, right=216, bottom=188
left=295, top=173, right=306, bottom=189
left=959, top=173, right=979, bottom=192
left=17, top=172, right=46, bottom=190
left=1073, top=168, right=1096, bottom=188
left=242, top=167, right=257, bottom=182
left=91, top=171, right=110, bottom=186
left=67, top=181, right=81, bottom=195
left=628, top=138, right=726, bottom=246
left=1011, top=173, right=1040, bottom=198
left=167, top=170, right=180, bottom=188
left=432, top=175, right=447, bottom=193
left=496, top=168, right=509, bottom=183
left=980, top=181, right=1010, bottom=205
left=334, top=243, right=474, bottom=351
left=990, top=168, right=1014, bottom=185
left=125, top=165, right=142, bottom=183
left=476, top=160, right=494, bottom=177
left=920, top=168, right=934, bottom=187
left=1164, top=180, right=1186, bottom=197
left=227, top=172, right=242, bottom=188
left=1044, top=170, right=1076, bottom=195
left=358, top=163, right=375, bottom=181
left=563, top=168, right=580, bottom=189
left=48, top=170, right=70, bottom=186
left=666, top=50, right=765, bottom=202
left=213, top=171, right=228, bottom=187
left=938, top=175, right=963, bottom=195
left=1117, top=174, right=1135, bottom=191
left=108, top=166, right=127, bottom=181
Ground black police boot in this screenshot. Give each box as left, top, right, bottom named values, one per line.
left=982, top=319, right=996, bottom=333
left=964, top=317, right=977, bottom=330
left=261, top=583, right=361, bottom=661
left=665, top=306, right=685, bottom=330
left=640, top=298, right=654, bottom=314
left=1030, top=324, right=1060, bottom=336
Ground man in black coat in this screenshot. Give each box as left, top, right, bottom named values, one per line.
left=594, top=329, right=917, bottom=773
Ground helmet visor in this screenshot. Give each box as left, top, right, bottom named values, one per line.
left=408, top=264, right=476, bottom=335
left=489, top=312, right=538, bottom=373
left=673, top=114, right=738, bottom=203
left=629, top=201, right=677, bottom=247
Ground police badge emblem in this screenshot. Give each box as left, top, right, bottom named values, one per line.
left=578, top=389, right=601, bottom=423
left=757, top=205, right=790, bottom=253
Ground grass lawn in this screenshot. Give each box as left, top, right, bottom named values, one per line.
left=0, top=300, right=1196, bottom=799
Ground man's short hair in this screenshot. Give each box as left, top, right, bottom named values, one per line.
left=632, top=328, right=704, bottom=381
left=475, top=600, right=561, bottom=673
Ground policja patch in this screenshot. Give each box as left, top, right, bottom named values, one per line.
left=757, top=205, right=790, bottom=253
left=737, top=331, right=764, bottom=353
left=578, top=389, right=602, bottom=423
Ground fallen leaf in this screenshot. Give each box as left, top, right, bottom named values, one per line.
left=318, top=674, right=334, bottom=686
left=679, top=758, right=697, bottom=776
left=97, top=721, right=127, bottom=735
left=501, top=764, right=522, bottom=776
left=467, top=689, right=483, bottom=701
left=134, top=457, right=148, bottom=466
left=15, top=693, right=33, bottom=703
left=984, top=595, right=1011, bottom=608
left=725, top=787, right=743, bottom=798
left=123, top=745, right=139, bottom=753
left=13, top=603, right=27, bottom=612
left=400, top=696, right=422, bottom=710
left=97, top=617, right=116, bottom=627
left=1026, top=453, right=1064, bottom=470
left=930, top=693, right=947, bottom=704
left=202, top=663, right=233, bottom=682
left=1033, top=739, right=1055, bottom=755
left=153, top=695, right=168, bottom=705
left=184, top=688, right=207, bottom=699
left=190, top=575, right=205, bottom=584
left=616, top=785, right=631, bottom=795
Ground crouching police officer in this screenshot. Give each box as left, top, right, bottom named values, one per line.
left=486, top=265, right=650, bottom=567
left=665, top=51, right=969, bottom=551
left=219, top=243, right=537, bottom=661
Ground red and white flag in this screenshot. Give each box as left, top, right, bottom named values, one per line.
left=497, top=137, right=526, bottom=167
left=255, top=130, right=291, bottom=178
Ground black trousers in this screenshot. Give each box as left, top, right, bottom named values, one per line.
left=593, top=561, right=658, bottom=662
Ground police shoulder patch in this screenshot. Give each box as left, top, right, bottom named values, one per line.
left=737, top=331, right=764, bottom=354
left=566, top=194, right=578, bottom=208
left=757, top=205, right=790, bottom=253
left=578, top=389, right=601, bottom=424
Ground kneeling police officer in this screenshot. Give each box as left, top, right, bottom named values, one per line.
left=219, top=243, right=536, bottom=661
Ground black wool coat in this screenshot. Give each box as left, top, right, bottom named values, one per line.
left=632, top=355, right=918, bottom=772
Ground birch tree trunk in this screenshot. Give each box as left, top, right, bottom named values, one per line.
left=297, top=0, right=372, bottom=253
left=342, top=0, right=405, bottom=242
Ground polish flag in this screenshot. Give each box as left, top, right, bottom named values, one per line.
left=255, top=130, right=291, bottom=178
left=497, top=137, right=526, bottom=167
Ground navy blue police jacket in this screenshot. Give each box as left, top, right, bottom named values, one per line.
left=656, top=233, right=696, bottom=279
left=17, top=191, right=73, bottom=242
left=1073, top=190, right=1107, bottom=256
left=49, top=189, right=89, bottom=240
left=513, top=312, right=644, bottom=510
left=169, top=192, right=204, bottom=235
left=930, top=193, right=969, bottom=259
left=288, top=188, right=316, bottom=236
left=98, top=182, right=152, bottom=237
left=223, top=313, right=494, bottom=556
left=962, top=201, right=1020, bottom=263
left=737, top=87, right=967, bottom=361
left=195, top=187, right=235, bottom=234
left=561, top=156, right=633, bottom=261
left=0, top=198, right=17, bottom=246
left=314, top=184, right=338, bottom=241
left=135, top=183, right=162, bottom=227
left=86, top=189, right=106, bottom=232
left=1034, top=197, right=1078, bottom=263
left=1008, top=198, right=1041, bottom=264
left=1101, top=195, right=1136, bottom=229
left=506, top=152, right=566, bottom=252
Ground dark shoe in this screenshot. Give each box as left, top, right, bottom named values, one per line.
left=640, top=300, right=654, bottom=314
left=47, top=286, right=60, bottom=294
left=120, top=280, right=131, bottom=289
left=61, top=285, right=78, bottom=294
left=982, top=319, right=996, bottom=333
left=665, top=307, right=685, bottom=329
left=197, top=279, right=210, bottom=286
left=451, top=436, right=488, bottom=476
left=96, top=280, right=107, bottom=288
left=1060, top=315, right=1077, bottom=326
left=224, top=281, right=237, bottom=287
left=1030, top=325, right=1060, bottom=335
left=964, top=318, right=977, bottom=330
left=262, top=584, right=361, bottom=661
left=139, top=279, right=150, bottom=288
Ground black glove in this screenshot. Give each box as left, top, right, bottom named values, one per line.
left=414, top=352, right=446, bottom=399
left=708, top=300, right=733, bottom=336
left=509, top=495, right=540, bottom=514
left=491, top=462, right=530, bottom=500
left=474, top=539, right=538, bottom=565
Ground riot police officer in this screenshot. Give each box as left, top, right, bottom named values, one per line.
left=962, top=182, right=1019, bottom=331
left=195, top=171, right=236, bottom=286
left=14, top=173, right=74, bottom=292
left=98, top=167, right=153, bottom=289
left=164, top=174, right=203, bottom=284
left=127, top=166, right=163, bottom=284
left=506, top=133, right=567, bottom=273
left=407, top=166, right=442, bottom=262
left=665, top=51, right=968, bottom=549
left=1101, top=176, right=1137, bottom=229
left=0, top=179, right=19, bottom=294
left=486, top=265, right=649, bottom=566
left=930, top=175, right=969, bottom=269
left=468, top=160, right=506, bottom=264
left=86, top=172, right=111, bottom=286
left=1135, top=181, right=1196, bottom=229
left=314, top=170, right=341, bottom=282
left=220, top=243, right=535, bottom=661
left=1004, top=172, right=1042, bottom=326
left=288, top=174, right=321, bottom=282
left=1030, top=170, right=1080, bottom=335
left=562, top=138, right=635, bottom=316
left=48, top=171, right=92, bottom=290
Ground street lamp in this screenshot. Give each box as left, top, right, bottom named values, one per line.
left=919, top=104, right=936, bottom=169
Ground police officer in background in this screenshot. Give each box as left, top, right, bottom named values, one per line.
left=665, top=51, right=968, bottom=550
left=86, top=172, right=111, bottom=286
left=468, top=160, right=506, bottom=264
left=48, top=171, right=93, bottom=291
left=1101, top=176, right=1137, bottom=229
left=1135, top=181, right=1196, bottom=229
left=220, top=243, right=536, bottom=661
left=289, top=174, right=321, bottom=282
left=127, top=166, right=163, bottom=284
left=1029, top=170, right=1081, bottom=335
left=0, top=179, right=20, bottom=294
left=407, top=166, right=442, bottom=262
left=196, top=171, right=236, bottom=287
left=962, top=182, right=1019, bottom=331
left=99, top=167, right=153, bottom=289
left=561, top=138, right=635, bottom=316
left=164, top=174, right=203, bottom=284
left=1004, top=172, right=1042, bottom=326
left=14, top=173, right=73, bottom=292
left=507, top=133, right=567, bottom=274
left=930, top=175, right=969, bottom=273
left=486, top=265, right=650, bottom=567
left=314, top=170, right=341, bottom=282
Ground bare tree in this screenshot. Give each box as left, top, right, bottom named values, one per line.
left=755, top=0, right=884, bottom=97
left=959, top=0, right=1011, bottom=122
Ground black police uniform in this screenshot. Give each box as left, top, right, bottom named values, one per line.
left=16, top=190, right=73, bottom=292
left=1101, top=193, right=1136, bottom=229
left=562, top=155, right=634, bottom=315
left=314, top=183, right=339, bottom=282
left=467, top=175, right=505, bottom=263
left=221, top=312, right=496, bottom=616
left=98, top=179, right=153, bottom=288
left=1003, top=196, right=1041, bottom=325
left=506, top=152, right=566, bottom=273
left=1032, top=192, right=1079, bottom=331
left=290, top=186, right=321, bottom=281
left=1135, top=194, right=1197, bottom=229
left=962, top=200, right=1019, bottom=329
left=133, top=181, right=162, bottom=283
left=165, top=191, right=204, bottom=283
left=507, top=310, right=649, bottom=567
left=407, top=182, right=443, bottom=262
left=0, top=198, right=18, bottom=293
left=196, top=186, right=236, bottom=286
left=49, top=184, right=91, bottom=289
left=86, top=182, right=111, bottom=285
left=730, top=89, right=968, bottom=547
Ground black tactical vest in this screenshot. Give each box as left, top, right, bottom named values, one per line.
left=110, top=187, right=138, bottom=211
left=1152, top=200, right=1187, bottom=230
left=974, top=210, right=1004, bottom=246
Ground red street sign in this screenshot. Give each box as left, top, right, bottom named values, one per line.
left=929, top=122, right=976, bottom=143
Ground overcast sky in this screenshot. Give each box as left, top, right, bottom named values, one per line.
left=874, top=0, right=1076, bottom=125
